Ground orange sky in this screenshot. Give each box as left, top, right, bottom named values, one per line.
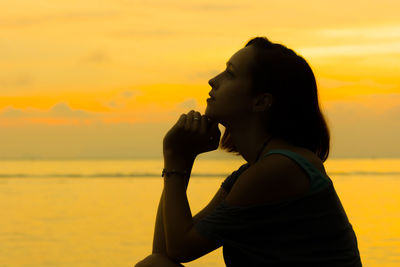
left=1, top=0, right=399, bottom=159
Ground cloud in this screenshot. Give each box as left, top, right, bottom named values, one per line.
left=317, top=25, right=400, bottom=40
left=385, top=104, right=400, bottom=119
left=187, top=69, right=220, bottom=81
left=0, top=119, right=234, bottom=160
left=1, top=12, right=118, bottom=28
left=0, top=90, right=145, bottom=124
left=105, top=90, right=143, bottom=109
left=1, top=96, right=399, bottom=158
left=298, top=41, right=400, bottom=57
left=0, top=73, right=33, bottom=88
left=317, top=78, right=398, bottom=90
left=178, top=3, right=243, bottom=11
left=0, top=107, right=25, bottom=117
left=112, top=29, right=178, bottom=38
left=323, top=98, right=400, bottom=157
left=122, top=90, right=141, bottom=98
left=49, top=102, right=91, bottom=118
left=177, top=98, right=198, bottom=109
left=84, top=51, right=110, bottom=64
left=0, top=102, right=92, bottom=119
left=116, top=0, right=243, bottom=12
left=108, top=101, right=118, bottom=108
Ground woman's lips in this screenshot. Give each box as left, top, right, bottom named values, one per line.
left=207, top=98, right=215, bottom=102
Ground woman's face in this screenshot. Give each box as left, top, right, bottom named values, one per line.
left=205, top=45, right=257, bottom=127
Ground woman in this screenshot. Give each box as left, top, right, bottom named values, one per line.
left=136, top=37, right=362, bottom=266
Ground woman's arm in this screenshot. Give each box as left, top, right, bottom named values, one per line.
left=162, top=154, right=222, bottom=262
left=152, top=157, right=194, bottom=254
left=152, top=188, right=167, bottom=254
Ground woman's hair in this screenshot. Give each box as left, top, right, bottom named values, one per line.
left=219, top=36, right=331, bottom=162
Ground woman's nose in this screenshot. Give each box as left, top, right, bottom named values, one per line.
left=208, top=78, right=214, bottom=87
left=208, top=76, right=217, bottom=88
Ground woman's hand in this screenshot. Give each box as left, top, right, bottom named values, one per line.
left=163, top=110, right=221, bottom=159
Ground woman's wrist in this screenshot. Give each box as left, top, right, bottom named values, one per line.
left=163, top=153, right=195, bottom=187
left=163, top=152, right=195, bottom=170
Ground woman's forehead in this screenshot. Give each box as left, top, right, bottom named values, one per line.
left=228, top=46, right=256, bottom=74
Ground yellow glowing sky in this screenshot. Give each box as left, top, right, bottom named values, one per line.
left=1, top=0, right=399, bottom=159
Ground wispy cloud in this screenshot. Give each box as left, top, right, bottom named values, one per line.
left=317, top=25, right=400, bottom=39
left=296, top=24, right=400, bottom=57
left=49, top=102, right=91, bottom=118
left=0, top=73, right=33, bottom=89
left=116, top=0, right=243, bottom=12
left=187, top=69, right=220, bottom=81
left=0, top=12, right=117, bottom=28
left=317, top=78, right=398, bottom=90
left=1, top=102, right=92, bottom=119
left=82, top=51, right=111, bottom=64
left=177, top=3, right=243, bottom=11
left=177, top=98, right=198, bottom=109
left=113, top=29, right=178, bottom=38
left=105, top=90, right=143, bottom=109
left=322, top=97, right=400, bottom=157
left=298, top=41, right=400, bottom=57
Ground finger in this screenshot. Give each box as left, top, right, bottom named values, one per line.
left=176, top=113, right=187, bottom=128
left=199, top=115, right=208, bottom=135
left=192, top=111, right=202, bottom=132
left=185, top=110, right=195, bottom=131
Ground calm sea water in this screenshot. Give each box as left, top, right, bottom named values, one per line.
left=1, top=158, right=400, bottom=267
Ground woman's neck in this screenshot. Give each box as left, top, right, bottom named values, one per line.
left=226, top=125, right=289, bottom=165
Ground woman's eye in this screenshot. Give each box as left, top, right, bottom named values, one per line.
left=225, top=69, right=234, bottom=77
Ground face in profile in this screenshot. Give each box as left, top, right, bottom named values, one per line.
left=206, top=45, right=257, bottom=127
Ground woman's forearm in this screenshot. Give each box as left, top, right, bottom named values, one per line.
left=152, top=157, right=194, bottom=254
left=152, top=188, right=167, bottom=254
left=162, top=154, right=197, bottom=255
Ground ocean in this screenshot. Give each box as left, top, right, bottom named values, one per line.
left=1, top=158, right=399, bottom=267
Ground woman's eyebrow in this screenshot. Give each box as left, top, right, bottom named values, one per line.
left=226, top=62, right=236, bottom=70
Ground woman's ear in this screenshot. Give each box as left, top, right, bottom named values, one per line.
left=252, top=93, right=273, bottom=112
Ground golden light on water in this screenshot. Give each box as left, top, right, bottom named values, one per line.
left=1, top=159, right=400, bottom=266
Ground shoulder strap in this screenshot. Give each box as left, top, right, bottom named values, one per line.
left=260, top=149, right=331, bottom=193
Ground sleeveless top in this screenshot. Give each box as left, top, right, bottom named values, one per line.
left=194, top=149, right=362, bottom=267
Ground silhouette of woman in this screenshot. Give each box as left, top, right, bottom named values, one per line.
left=136, top=37, right=362, bottom=267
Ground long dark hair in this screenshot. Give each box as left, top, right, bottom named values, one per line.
left=219, top=37, right=330, bottom=162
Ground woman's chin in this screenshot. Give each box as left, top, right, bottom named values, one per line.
left=204, top=109, right=214, bottom=119
left=204, top=113, right=220, bottom=126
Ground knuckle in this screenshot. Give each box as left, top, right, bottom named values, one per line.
left=178, top=114, right=187, bottom=121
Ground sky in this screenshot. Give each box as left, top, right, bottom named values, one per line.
left=1, top=0, right=399, bottom=159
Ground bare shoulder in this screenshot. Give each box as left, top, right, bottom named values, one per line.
left=225, top=148, right=323, bottom=207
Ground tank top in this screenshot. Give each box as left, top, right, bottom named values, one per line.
left=196, top=149, right=362, bottom=266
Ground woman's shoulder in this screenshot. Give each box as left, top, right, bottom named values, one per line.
left=259, top=145, right=328, bottom=177
left=226, top=150, right=313, bottom=207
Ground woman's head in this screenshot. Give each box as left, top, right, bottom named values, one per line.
left=207, top=36, right=330, bottom=162
left=205, top=45, right=262, bottom=128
